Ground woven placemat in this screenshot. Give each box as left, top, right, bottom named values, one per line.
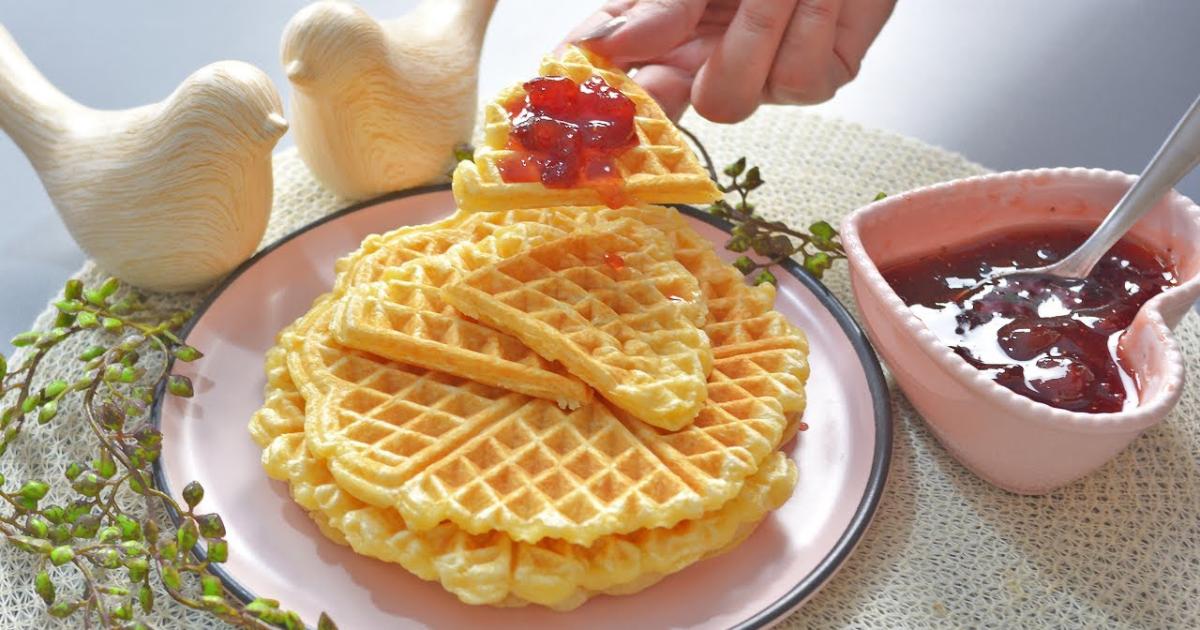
left=2, top=107, right=1196, bottom=629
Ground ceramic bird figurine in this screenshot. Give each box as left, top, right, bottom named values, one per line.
left=0, top=24, right=287, bottom=292
left=282, top=0, right=496, bottom=199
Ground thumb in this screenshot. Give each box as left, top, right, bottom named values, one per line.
left=579, top=0, right=709, bottom=63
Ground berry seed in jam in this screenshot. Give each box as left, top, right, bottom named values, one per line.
left=883, top=226, right=1177, bottom=413
left=499, top=75, right=639, bottom=203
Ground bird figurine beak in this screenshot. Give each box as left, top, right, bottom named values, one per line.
left=285, top=60, right=309, bottom=86
left=264, top=112, right=289, bottom=140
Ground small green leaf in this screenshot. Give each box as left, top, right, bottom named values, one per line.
left=42, top=505, right=64, bottom=523
left=0, top=354, right=6, bottom=381
left=72, top=470, right=102, bottom=496
left=11, top=331, right=40, bottom=347
left=202, top=575, right=222, bottom=598
left=63, top=463, right=84, bottom=482
left=161, top=565, right=181, bottom=591
left=197, top=513, right=225, bottom=539
left=35, top=570, right=55, bottom=604
left=97, top=401, right=125, bottom=431
left=97, top=526, right=121, bottom=544
left=318, top=613, right=339, bottom=630
left=207, top=538, right=228, bottom=563
left=167, top=374, right=194, bottom=398
left=48, top=546, right=74, bottom=566
left=137, top=583, right=153, bottom=613
left=64, top=501, right=90, bottom=524
left=804, top=252, right=833, bottom=278
left=126, top=557, right=149, bottom=582
left=47, top=600, right=79, bottom=618
left=173, top=345, right=203, bottom=362
left=54, top=300, right=83, bottom=314
left=26, top=517, right=49, bottom=539
left=8, top=535, right=52, bottom=554
left=98, top=277, right=120, bottom=299
left=37, top=401, right=57, bottom=424
left=71, top=514, right=101, bottom=539
left=43, top=380, right=68, bottom=400
left=21, top=394, right=40, bottom=414
left=732, top=256, right=756, bottom=275
left=75, top=311, right=99, bottom=329
left=103, top=365, right=122, bottom=382
left=47, top=524, right=71, bottom=545
left=177, top=520, right=200, bottom=550
left=19, top=479, right=49, bottom=501
left=112, top=601, right=133, bottom=621
left=742, top=166, right=764, bottom=190
left=723, top=157, right=746, bottom=178
left=102, top=317, right=123, bottom=332
left=873, top=191, right=888, bottom=201
left=182, top=481, right=204, bottom=510
left=96, top=452, right=117, bottom=480
left=753, top=270, right=778, bottom=286
left=116, top=514, right=142, bottom=541
left=725, top=234, right=751, bottom=253
left=63, top=279, right=83, bottom=300
left=119, top=540, right=146, bottom=557
left=98, top=548, right=121, bottom=569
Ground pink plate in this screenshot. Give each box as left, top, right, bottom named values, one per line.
left=153, top=186, right=891, bottom=629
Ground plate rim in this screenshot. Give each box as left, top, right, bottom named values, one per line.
left=150, top=184, right=893, bottom=630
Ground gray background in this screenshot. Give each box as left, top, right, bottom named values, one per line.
left=2, top=1, right=1199, bottom=346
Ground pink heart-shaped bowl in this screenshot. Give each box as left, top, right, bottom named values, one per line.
left=842, top=168, right=1200, bottom=494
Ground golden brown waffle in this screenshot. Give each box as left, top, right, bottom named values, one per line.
left=333, top=222, right=590, bottom=406
left=443, top=219, right=713, bottom=430
left=249, top=344, right=796, bottom=609
left=289, top=260, right=804, bottom=545
left=452, top=46, right=722, bottom=212
left=253, top=360, right=796, bottom=610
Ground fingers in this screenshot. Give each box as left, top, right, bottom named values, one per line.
left=691, top=0, right=799, bottom=123
left=576, top=0, right=709, bottom=63
left=631, top=65, right=695, bottom=121
left=764, top=0, right=845, bottom=105
left=831, top=0, right=896, bottom=81
left=632, top=37, right=718, bottom=120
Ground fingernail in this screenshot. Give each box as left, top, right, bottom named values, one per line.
left=575, top=15, right=628, bottom=43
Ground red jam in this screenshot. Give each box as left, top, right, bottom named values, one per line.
left=603, top=252, right=626, bottom=271
left=883, top=226, right=1177, bottom=413
left=498, top=75, right=639, bottom=206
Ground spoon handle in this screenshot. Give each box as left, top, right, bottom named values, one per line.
left=1053, top=93, right=1200, bottom=279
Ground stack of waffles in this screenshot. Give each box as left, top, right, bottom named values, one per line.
left=248, top=48, right=811, bottom=611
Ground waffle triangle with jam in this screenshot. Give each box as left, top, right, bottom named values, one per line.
left=452, top=45, right=722, bottom=211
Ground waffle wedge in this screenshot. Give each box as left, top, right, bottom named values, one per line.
left=443, top=219, right=713, bottom=430
left=333, top=222, right=590, bottom=407
left=452, top=46, right=721, bottom=212
left=250, top=352, right=797, bottom=610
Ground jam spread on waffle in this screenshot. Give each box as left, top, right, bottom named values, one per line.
left=603, top=251, right=626, bottom=271
left=883, top=225, right=1176, bottom=413
left=499, top=75, right=639, bottom=205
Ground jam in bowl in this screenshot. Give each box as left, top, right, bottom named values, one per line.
left=882, top=226, right=1178, bottom=414
left=842, top=169, right=1200, bottom=494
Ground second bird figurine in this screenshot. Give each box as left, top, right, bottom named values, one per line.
left=282, top=0, right=497, bottom=199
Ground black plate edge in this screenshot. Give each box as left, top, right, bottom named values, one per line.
left=148, top=187, right=895, bottom=629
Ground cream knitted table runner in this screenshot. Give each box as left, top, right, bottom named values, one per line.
left=2, top=108, right=1197, bottom=629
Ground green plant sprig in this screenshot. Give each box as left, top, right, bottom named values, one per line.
left=0, top=278, right=335, bottom=630
left=706, top=157, right=850, bottom=285
left=677, top=125, right=865, bottom=285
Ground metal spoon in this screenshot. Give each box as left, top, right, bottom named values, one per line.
left=1000, top=93, right=1200, bottom=282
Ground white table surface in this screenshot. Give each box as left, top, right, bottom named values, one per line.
left=2, top=1, right=1199, bottom=346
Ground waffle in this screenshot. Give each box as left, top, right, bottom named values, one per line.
left=452, top=46, right=722, bottom=212
left=443, top=219, right=713, bottom=430
left=286, top=291, right=803, bottom=545
left=332, top=222, right=590, bottom=407
left=252, top=352, right=796, bottom=610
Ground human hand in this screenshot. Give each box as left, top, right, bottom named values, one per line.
left=566, top=0, right=896, bottom=123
